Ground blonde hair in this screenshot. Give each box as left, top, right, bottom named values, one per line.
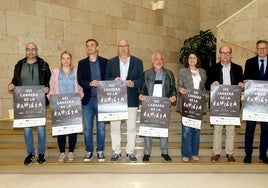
left=59, top=51, right=74, bottom=70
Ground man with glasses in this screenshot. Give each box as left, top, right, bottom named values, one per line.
left=8, top=42, right=51, bottom=166
left=243, top=40, right=268, bottom=164
left=206, top=46, right=243, bottom=163
left=105, top=39, right=143, bottom=163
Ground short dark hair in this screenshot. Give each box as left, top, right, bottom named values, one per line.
left=184, top=52, right=201, bottom=68
left=256, top=40, right=268, bottom=46
left=86, top=39, right=99, bottom=46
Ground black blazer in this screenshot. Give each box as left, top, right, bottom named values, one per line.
left=105, top=55, right=144, bottom=107
left=206, top=61, right=243, bottom=90
left=77, top=56, right=107, bottom=105
left=244, top=56, right=268, bottom=81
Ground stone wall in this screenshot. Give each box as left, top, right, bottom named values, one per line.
left=217, top=0, right=268, bottom=68
left=200, top=0, right=252, bottom=34
left=0, top=0, right=200, bottom=118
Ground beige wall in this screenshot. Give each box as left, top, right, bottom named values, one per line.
left=217, top=0, right=268, bottom=68
left=0, top=0, right=200, bottom=118
left=200, top=0, right=252, bottom=34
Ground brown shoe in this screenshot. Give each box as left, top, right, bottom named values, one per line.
left=226, top=154, right=235, bottom=162
left=211, top=154, right=220, bottom=162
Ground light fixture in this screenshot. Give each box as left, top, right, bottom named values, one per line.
left=151, top=0, right=165, bottom=10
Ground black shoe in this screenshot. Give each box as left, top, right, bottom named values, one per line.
left=243, top=155, right=252, bottom=164
left=161, top=154, right=172, bottom=162
left=259, top=154, right=268, bottom=164
left=37, top=153, right=46, bottom=164
left=24, top=153, right=35, bottom=166
left=142, top=155, right=150, bottom=162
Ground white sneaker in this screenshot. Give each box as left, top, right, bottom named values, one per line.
left=58, top=153, right=65, bottom=162
left=68, top=152, right=75, bottom=162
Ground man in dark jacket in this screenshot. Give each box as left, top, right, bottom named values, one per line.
left=105, top=39, right=143, bottom=163
left=77, top=39, right=107, bottom=163
left=243, top=40, right=268, bottom=164
left=8, top=42, right=51, bottom=166
left=206, top=46, right=243, bottom=163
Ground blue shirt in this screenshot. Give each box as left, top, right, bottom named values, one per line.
left=58, top=69, right=75, bottom=94
left=90, top=59, right=101, bottom=96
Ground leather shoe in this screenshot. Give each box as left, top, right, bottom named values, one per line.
left=243, top=155, right=252, bottom=164
left=226, top=154, right=235, bottom=162
left=211, top=154, right=220, bottom=162
left=142, top=155, right=150, bottom=162
left=259, top=155, right=268, bottom=164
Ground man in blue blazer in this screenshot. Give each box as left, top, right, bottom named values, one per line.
left=243, top=40, right=268, bottom=164
left=77, top=39, right=107, bottom=163
left=105, top=39, right=144, bottom=162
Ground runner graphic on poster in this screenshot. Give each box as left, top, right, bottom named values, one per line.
left=210, top=85, right=241, bottom=125
left=13, top=86, right=46, bottom=128
left=138, top=96, right=170, bottom=137
left=242, top=80, right=268, bottom=122
left=50, top=93, right=83, bottom=136
left=98, top=80, right=128, bottom=121
left=181, top=89, right=206, bottom=129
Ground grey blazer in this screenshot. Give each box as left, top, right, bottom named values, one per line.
left=177, top=67, right=207, bottom=112
left=140, top=68, right=177, bottom=98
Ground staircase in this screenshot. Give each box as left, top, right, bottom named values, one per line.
left=0, top=105, right=262, bottom=166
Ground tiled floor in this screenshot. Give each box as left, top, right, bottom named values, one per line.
left=0, top=173, right=267, bottom=188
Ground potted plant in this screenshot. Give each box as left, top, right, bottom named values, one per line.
left=179, top=29, right=216, bottom=72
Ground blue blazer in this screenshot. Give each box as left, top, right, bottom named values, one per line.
left=105, top=55, right=144, bottom=107
left=244, top=56, right=268, bottom=81
left=77, top=56, right=107, bottom=105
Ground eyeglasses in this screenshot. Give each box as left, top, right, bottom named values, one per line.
left=118, top=45, right=129, bottom=48
left=257, top=48, right=267, bottom=51
left=26, top=48, right=37, bottom=52
left=220, top=52, right=231, bottom=55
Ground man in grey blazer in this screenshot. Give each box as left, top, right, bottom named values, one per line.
left=139, top=52, right=177, bottom=162
left=105, top=39, right=144, bottom=163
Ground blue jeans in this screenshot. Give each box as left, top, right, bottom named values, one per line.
left=144, top=136, right=168, bottom=155
left=181, top=124, right=200, bottom=158
left=83, top=98, right=105, bottom=153
left=24, top=126, right=46, bottom=154
left=245, top=121, right=268, bottom=156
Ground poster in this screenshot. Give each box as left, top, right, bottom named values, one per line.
left=50, top=93, right=83, bottom=136
left=210, top=85, right=241, bottom=125
left=13, top=86, right=46, bottom=128
left=138, top=96, right=170, bottom=137
left=242, top=80, right=268, bottom=122
left=181, top=89, right=206, bottom=129
left=98, top=80, right=128, bottom=121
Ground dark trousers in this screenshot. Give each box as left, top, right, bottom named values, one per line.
left=245, top=121, right=268, bottom=156
left=57, top=133, right=77, bottom=153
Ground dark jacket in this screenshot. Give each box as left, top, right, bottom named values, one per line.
left=105, top=55, right=144, bottom=107
left=244, top=56, right=268, bottom=81
left=77, top=56, right=107, bottom=105
left=11, top=56, right=51, bottom=87
left=206, top=61, right=243, bottom=90
left=140, top=68, right=176, bottom=98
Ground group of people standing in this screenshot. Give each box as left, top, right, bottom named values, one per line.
left=8, top=39, right=268, bottom=166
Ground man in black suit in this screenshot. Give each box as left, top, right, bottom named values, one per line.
left=77, top=39, right=107, bottom=163
left=105, top=39, right=143, bottom=163
left=243, top=40, right=268, bottom=164
left=206, top=46, right=244, bottom=163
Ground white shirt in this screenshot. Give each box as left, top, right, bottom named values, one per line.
left=221, top=62, right=231, bottom=85
left=119, top=57, right=130, bottom=81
